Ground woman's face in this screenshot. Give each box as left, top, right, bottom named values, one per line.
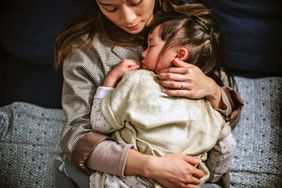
left=96, top=0, right=155, bottom=34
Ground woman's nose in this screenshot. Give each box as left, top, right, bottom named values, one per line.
left=121, top=6, right=137, bottom=24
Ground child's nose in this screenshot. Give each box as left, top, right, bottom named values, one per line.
left=141, top=49, right=147, bottom=58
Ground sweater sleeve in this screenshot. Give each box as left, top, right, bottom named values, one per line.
left=60, top=48, right=115, bottom=174
left=87, top=140, right=133, bottom=177
left=215, top=70, right=244, bottom=128
left=90, top=86, right=115, bottom=134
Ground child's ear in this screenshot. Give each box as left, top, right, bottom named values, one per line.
left=176, top=48, right=189, bottom=60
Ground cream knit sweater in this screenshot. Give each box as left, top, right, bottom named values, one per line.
left=101, top=69, right=231, bottom=185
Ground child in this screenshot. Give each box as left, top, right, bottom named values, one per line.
left=90, top=8, right=235, bottom=188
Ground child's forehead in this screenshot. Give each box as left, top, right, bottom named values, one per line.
left=148, top=26, right=162, bottom=42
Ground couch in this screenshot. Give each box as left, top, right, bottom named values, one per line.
left=0, top=0, right=281, bottom=188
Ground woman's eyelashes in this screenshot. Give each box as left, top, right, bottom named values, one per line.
left=104, top=5, right=116, bottom=12
left=102, top=0, right=142, bottom=12
left=128, top=0, right=142, bottom=6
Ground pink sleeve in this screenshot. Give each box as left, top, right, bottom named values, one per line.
left=87, top=140, right=133, bottom=177
left=214, top=88, right=232, bottom=118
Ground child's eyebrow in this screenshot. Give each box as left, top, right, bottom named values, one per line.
left=147, top=36, right=154, bottom=43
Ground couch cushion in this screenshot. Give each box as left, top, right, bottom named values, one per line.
left=202, top=0, right=282, bottom=74
left=4, top=57, right=63, bottom=108
left=230, top=76, right=282, bottom=187
left=0, top=102, right=65, bottom=187
left=0, top=0, right=89, bottom=65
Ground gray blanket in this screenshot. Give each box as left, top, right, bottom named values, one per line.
left=0, top=102, right=65, bottom=187
left=0, top=76, right=281, bottom=188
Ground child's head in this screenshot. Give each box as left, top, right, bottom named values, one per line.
left=141, top=4, right=222, bottom=74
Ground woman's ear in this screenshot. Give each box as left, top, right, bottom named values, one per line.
left=176, top=48, right=189, bottom=60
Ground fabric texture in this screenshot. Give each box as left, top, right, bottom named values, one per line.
left=102, top=70, right=230, bottom=155
left=90, top=172, right=150, bottom=188
left=101, top=69, right=231, bottom=185
left=229, top=76, right=282, bottom=188
left=207, top=133, right=236, bottom=182
left=0, top=76, right=281, bottom=187
left=60, top=35, right=143, bottom=172
left=202, top=0, right=282, bottom=74
left=0, top=102, right=65, bottom=188
left=60, top=33, right=242, bottom=175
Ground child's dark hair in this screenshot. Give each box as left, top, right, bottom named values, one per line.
left=149, top=3, right=234, bottom=86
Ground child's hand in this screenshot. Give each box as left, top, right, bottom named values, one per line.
left=103, top=59, right=141, bottom=87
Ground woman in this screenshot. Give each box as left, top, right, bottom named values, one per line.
left=55, top=0, right=243, bottom=187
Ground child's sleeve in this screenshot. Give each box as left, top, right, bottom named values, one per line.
left=90, top=86, right=115, bottom=134
left=206, top=132, right=236, bottom=183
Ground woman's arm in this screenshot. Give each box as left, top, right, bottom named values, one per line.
left=157, top=58, right=244, bottom=127
left=125, top=150, right=204, bottom=188
left=62, top=52, right=205, bottom=186
left=60, top=48, right=111, bottom=173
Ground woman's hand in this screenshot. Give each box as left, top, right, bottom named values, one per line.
left=148, top=154, right=204, bottom=188
left=103, top=59, right=140, bottom=87
left=157, top=58, right=222, bottom=108
left=125, top=150, right=204, bottom=188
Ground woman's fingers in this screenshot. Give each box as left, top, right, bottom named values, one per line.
left=158, top=72, right=190, bottom=82
left=159, top=80, right=193, bottom=90
left=180, top=176, right=201, bottom=187
left=161, top=89, right=195, bottom=98
left=171, top=58, right=194, bottom=68
left=182, top=156, right=204, bottom=179
left=158, top=67, right=190, bottom=74
left=183, top=185, right=200, bottom=188
left=192, top=167, right=205, bottom=179
left=182, top=155, right=201, bottom=165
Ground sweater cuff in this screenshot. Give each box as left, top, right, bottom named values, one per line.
left=214, top=88, right=232, bottom=119
left=94, top=86, right=114, bottom=99
left=87, top=140, right=133, bottom=177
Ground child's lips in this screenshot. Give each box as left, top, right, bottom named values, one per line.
left=141, top=61, right=146, bottom=69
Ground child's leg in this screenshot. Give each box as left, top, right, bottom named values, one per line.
left=90, top=98, right=115, bottom=133
left=89, top=171, right=151, bottom=188
left=206, top=133, right=236, bottom=182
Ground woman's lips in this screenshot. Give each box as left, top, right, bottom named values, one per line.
left=125, top=23, right=139, bottom=30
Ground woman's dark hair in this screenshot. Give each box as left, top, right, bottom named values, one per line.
left=148, top=3, right=234, bottom=86
left=55, top=0, right=183, bottom=67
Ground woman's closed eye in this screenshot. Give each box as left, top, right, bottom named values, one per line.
left=103, top=5, right=117, bottom=12
left=100, top=0, right=142, bottom=13
left=128, top=0, right=142, bottom=6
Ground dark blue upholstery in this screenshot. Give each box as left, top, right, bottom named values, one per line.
left=182, top=0, right=282, bottom=75
left=0, top=0, right=89, bottom=108
left=1, top=0, right=281, bottom=108
left=201, top=0, right=282, bottom=75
